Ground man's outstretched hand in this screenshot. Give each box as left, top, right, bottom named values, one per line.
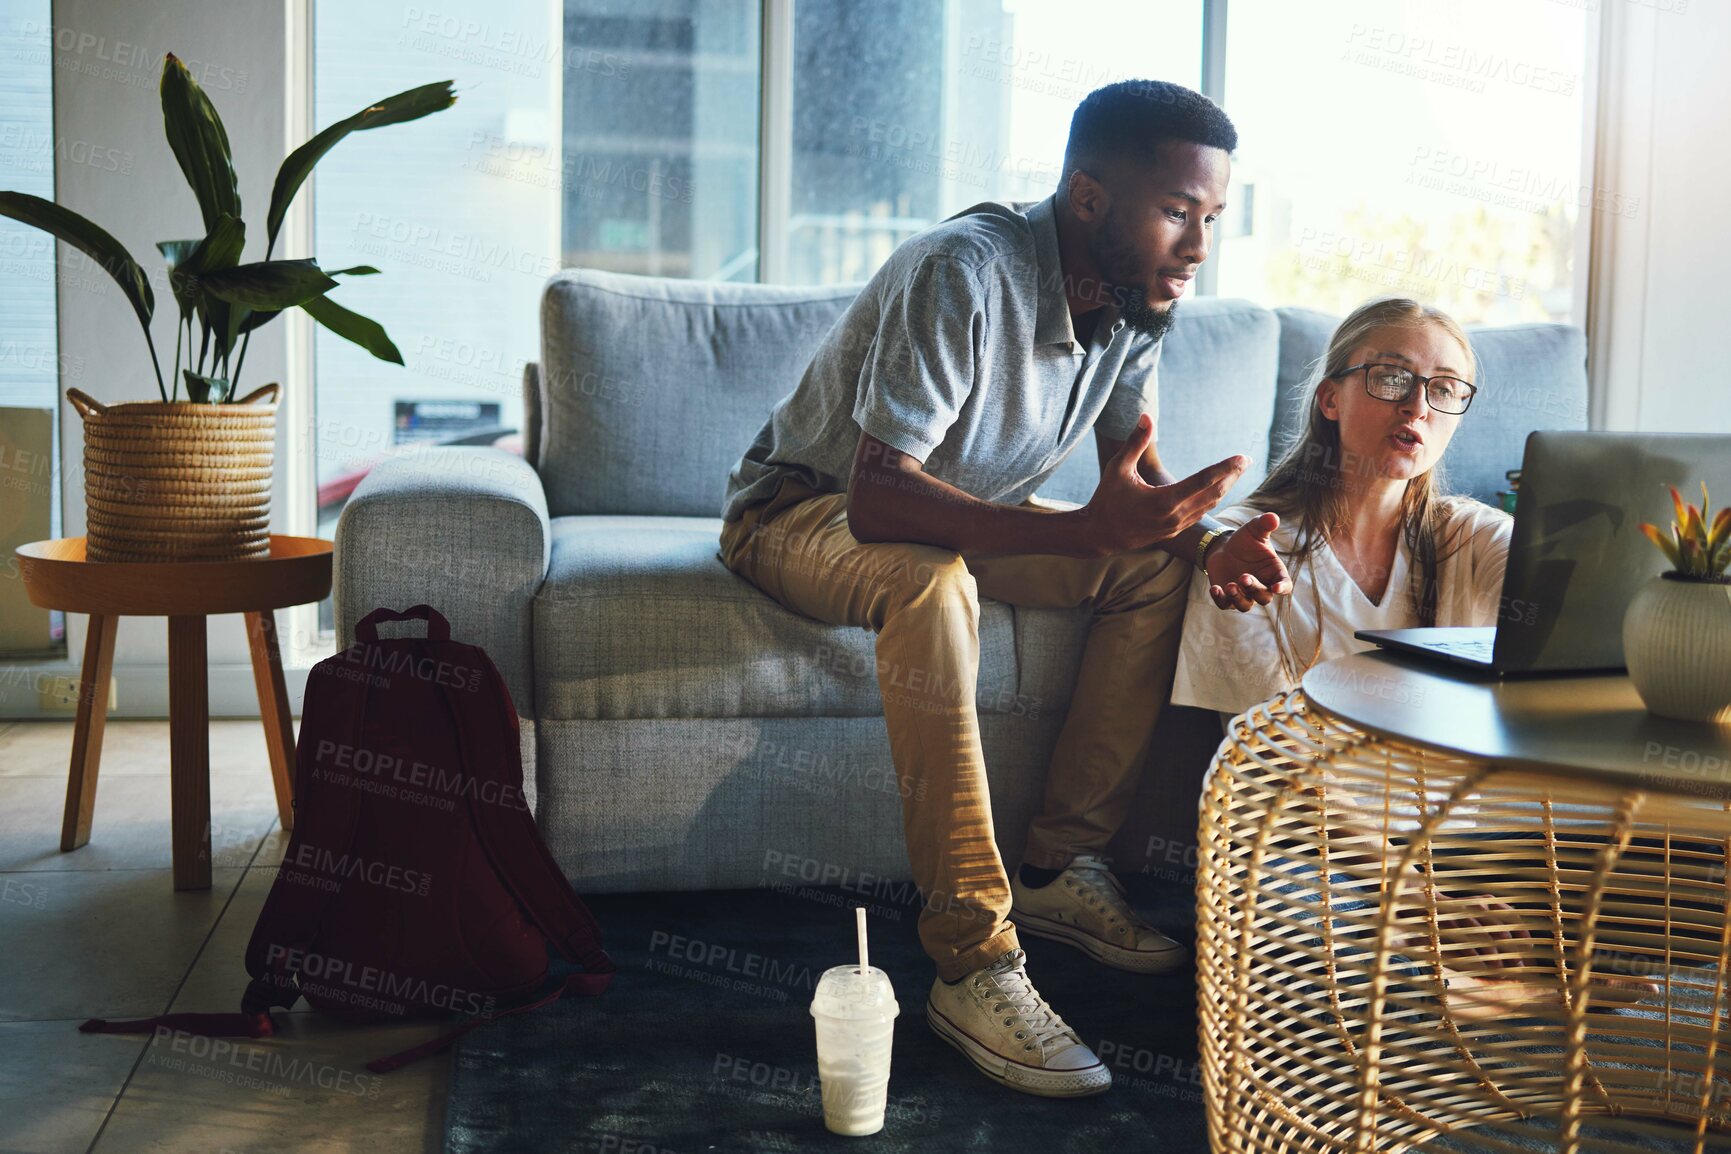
left=1083, top=413, right=1247, bottom=555
left=1207, top=511, right=1292, bottom=612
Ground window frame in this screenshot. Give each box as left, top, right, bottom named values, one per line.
left=287, top=0, right=325, bottom=666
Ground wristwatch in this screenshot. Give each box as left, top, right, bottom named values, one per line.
left=1196, top=527, right=1232, bottom=580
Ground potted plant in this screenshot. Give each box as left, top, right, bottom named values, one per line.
left=0, top=54, right=454, bottom=562
left=1624, top=484, right=1731, bottom=723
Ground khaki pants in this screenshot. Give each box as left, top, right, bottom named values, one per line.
left=720, top=479, right=1190, bottom=980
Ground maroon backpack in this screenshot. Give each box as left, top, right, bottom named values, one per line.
left=83, top=604, right=613, bottom=1071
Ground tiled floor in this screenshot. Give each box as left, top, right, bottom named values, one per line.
left=0, top=719, right=447, bottom=1154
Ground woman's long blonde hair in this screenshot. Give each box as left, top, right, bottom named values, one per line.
left=1253, top=298, right=1478, bottom=627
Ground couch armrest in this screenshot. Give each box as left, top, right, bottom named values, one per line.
left=334, top=447, right=551, bottom=724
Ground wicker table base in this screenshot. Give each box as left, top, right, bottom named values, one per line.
left=1198, top=691, right=1731, bottom=1153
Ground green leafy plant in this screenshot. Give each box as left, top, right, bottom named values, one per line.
left=1641, top=484, right=1731, bottom=581
left=0, top=53, right=454, bottom=403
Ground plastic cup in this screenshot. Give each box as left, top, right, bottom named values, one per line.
left=810, top=964, right=900, bottom=1136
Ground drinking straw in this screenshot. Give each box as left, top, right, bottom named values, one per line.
left=856, top=906, right=869, bottom=974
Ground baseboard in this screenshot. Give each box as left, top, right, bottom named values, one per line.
left=0, top=661, right=311, bottom=720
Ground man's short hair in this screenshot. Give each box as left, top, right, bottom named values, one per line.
left=1062, top=79, right=1237, bottom=186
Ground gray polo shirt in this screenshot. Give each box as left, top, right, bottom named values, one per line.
left=721, top=194, right=1163, bottom=522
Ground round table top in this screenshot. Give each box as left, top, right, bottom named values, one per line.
left=1301, top=650, right=1731, bottom=797
left=15, top=536, right=333, bottom=616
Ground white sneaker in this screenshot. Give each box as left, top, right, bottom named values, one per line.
left=1010, top=855, right=1189, bottom=974
left=925, top=948, right=1111, bottom=1098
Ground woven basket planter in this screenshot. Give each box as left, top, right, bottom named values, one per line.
left=70, top=384, right=279, bottom=563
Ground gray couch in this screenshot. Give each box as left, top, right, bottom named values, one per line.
left=334, top=268, right=1588, bottom=893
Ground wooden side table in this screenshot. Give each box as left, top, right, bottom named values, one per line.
left=15, top=536, right=333, bottom=890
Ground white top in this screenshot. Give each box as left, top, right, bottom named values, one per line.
left=1171, top=498, right=1513, bottom=716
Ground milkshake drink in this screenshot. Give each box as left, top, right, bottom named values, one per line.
left=810, top=964, right=900, bottom=1136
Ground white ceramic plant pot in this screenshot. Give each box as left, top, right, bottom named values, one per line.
left=1622, top=574, right=1731, bottom=724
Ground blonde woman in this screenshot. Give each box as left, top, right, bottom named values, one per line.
left=1174, top=296, right=1508, bottom=714
left=1172, top=297, right=1654, bottom=1015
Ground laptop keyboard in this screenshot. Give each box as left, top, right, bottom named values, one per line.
left=1429, top=635, right=1495, bottom=662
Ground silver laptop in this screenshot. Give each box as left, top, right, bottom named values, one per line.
left=1356, top=431, right=1731, bottom=675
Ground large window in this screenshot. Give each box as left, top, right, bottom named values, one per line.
left=562, top=0, right=761, bottom=279
left=0, top=1, right=59, bottom=472
left=312, top=1, right=564, bottom=536
left=1217, top=0, right=1592, bottom=324
left=309, top=0, right=1595, bottom=563
left=780, top=0, right=1202, bottom=284
left=553, top=0, right=1205, bottom=286
left=313, top=1, right=770, bottom=546
left=0, top=1, right=63, bottom=657
left=310, top=0, right=1206, bottom=542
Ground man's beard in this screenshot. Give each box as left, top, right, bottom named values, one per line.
left=1114, top=285, right=1178, bottom=341
left=1087, top=208, right=1179, bottom=341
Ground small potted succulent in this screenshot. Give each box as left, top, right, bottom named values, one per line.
left=0, top=54, right=454, bottom=563
left=1624, top=484, right=1731, bottom=723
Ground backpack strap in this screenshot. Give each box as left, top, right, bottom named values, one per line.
left=79, top=1009, right=274, bottom=1040
left=241, top=651, right=371, bottom=1010
left=82, top=650, right=373, bottom=1038
left=356, top=603, right=450, bottom=642
left=437, top=647, right=615, bottom=981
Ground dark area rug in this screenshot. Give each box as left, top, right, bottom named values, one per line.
left=444, top=878, right=1205, bottom=1152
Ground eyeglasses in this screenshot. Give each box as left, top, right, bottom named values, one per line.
left=1332, top=362, right=1478, bottom=415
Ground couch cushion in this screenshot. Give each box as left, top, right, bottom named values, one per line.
left=537, top=270, right=861, bottom=519
left=1012, top=607, right=1091, bottom=717
left=534, top=712, right=1058, bottom=891
left=533, top=515, right=1025, bottom=721
left=1037, top=297, right=1281, bottom=507
left=1272, top=307, right=1589, bottom=504
left=1270, top=307, right=1336, bottom=463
